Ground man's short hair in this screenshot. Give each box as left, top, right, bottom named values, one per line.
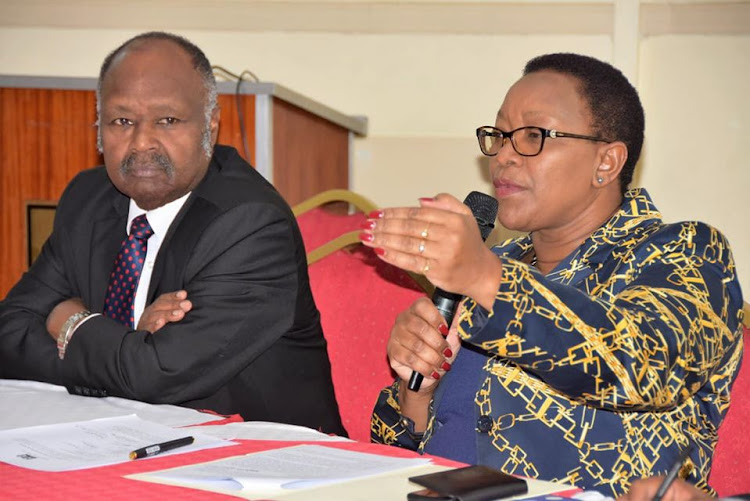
left=523, top=53, right=645, bottom=193
left=95, top=31, right=218, bottom=152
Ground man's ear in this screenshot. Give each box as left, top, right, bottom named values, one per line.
left=210, top=106, right=221, bottom=144
left=593, top=140, right=627, bottom=187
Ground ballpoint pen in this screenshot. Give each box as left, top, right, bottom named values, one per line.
left=651, top=444, right=694, bottom=501
left=129, top=436, right=195, bottom=460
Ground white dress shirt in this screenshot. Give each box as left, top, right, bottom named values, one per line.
left=73, top=192, right=192, bottom=334
left=127, top=193, right=191, bottom=328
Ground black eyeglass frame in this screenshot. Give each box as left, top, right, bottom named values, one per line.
left=476, top=125, right=610, bottom=157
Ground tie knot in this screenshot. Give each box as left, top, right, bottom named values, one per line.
left=130, top=214, right=154, bottom=240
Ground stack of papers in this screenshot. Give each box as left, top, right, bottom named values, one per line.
left=138, top=445, right=431, bottom=492
left=132, top=444, right=431, bottom=495
left=130, top=446, right=576, bottom=501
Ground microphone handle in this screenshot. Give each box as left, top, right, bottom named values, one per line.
left=403, top=190, right=497, bottom=393
left=407, top=289, right=461, bottom=392
left=433, top=291, right=461, bottom=326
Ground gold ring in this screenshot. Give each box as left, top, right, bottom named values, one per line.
left=420, top=227, right=429, bottom=239
left=418, top=241, right=426, bottom=254
left=422, top=261, right=430, bottom=274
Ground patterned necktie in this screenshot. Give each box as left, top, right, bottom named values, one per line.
left=103, top=214, right=154, bottom=327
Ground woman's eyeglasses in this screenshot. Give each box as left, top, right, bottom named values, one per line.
left=476, top=126, right=610, bottom=157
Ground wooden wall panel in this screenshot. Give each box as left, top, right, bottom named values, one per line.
left=272, top=97, right=348, bottom=206
left=0, top=88, right=101, bottom=297
left=1, top=88, right=347, bottom=298
left=216, top=93, right=256, bottom=166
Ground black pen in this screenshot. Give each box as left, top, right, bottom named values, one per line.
left=129, top=436, right=195, bottom=460
left=651, top=444, right=694, bottom=501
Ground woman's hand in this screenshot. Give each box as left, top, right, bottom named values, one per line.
left=618, top=477, right=710, bottom=501
left=387, top=297, right=461, bottom=394
left=360, top=194, right=503, bottom=309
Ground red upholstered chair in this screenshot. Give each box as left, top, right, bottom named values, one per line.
left=294, top=191, right=429, bottom=442
left=708, top=315, right=750, bottom=496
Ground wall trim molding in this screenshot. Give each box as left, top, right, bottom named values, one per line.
left=641, top=2, right=750, bottom=36
left=2, top=1, right=745, bottom=37
left=0, top=2, right=609, bottom=35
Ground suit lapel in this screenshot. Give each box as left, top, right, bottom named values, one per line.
left=89, top=197, right=129, bottom=313
left=147, top=165, right=221, bottom=302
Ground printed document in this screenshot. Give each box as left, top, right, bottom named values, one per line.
left=0, top=414, right=232, bottom=471
left=135, top=444, right=431, bottom=494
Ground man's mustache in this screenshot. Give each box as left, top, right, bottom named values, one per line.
left=120, top=151, right=174, bottom=177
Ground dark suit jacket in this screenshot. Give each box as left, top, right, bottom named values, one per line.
left=0, top=145, right=345, bottom=435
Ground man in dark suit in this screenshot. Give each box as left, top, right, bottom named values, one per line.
left=0, top=32, right=346, bottom=436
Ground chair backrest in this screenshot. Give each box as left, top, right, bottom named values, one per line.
left=295, top=192, right=428, bottom=442
left=708, top=326, right=750, bottom=496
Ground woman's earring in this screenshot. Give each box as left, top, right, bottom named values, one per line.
left=597, top=177, right=604, bottom=184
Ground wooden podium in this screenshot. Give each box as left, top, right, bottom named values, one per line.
left=0, top=75, right=367, bottom=297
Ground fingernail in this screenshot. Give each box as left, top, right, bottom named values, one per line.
left=419, top=197, right=434, bottom=203
left=443, top=348, right=453, bottom=358
left=374, top=248, right=386, bottom=256
left=360, top=219, right=375, bottom=230
left=431, top=371, right=441, bottom=380
left=173, top=310, right=181, bottom=316
left=359, top=232, right=374, bottom=242
left=438, top=324, right=449, bottom=336
left=441, top=361, right=452, bottom=371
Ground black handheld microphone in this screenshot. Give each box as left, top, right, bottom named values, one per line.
left=407, top=191, right=499, bottom=392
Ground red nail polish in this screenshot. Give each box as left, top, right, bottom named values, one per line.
left=360, top=219, right=375, bottom=230
left=443, top=348, right=453, bottom=358
left=359, top=232, right=374, bottom=242
left=431, top=371, right=441, bottom=380
left=419, top=197, right=434, bottom=203
left=368, top=210, right=383, bottom=219
left=374, top=248, right=386, bottom=256
left=441, top=361, right=452, bottom=371
left=438, top=324, right=449, bottom=336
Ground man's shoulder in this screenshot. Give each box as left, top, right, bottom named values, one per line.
left=199, top=144, right=291, bottom=214
left=57, top=165, right=119, bottom=213
left=66, top=164, right=110, bottom=190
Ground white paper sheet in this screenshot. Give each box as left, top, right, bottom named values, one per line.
left=0, top=379, right=226, bottom=430
left=190, top=421, right=351, bottom=442
left=0, top=414, right=235, bottom=471
left=140, top=444, right=431, bottom=492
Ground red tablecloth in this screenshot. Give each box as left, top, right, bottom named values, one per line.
left=0, top=439, right=464, bottom=500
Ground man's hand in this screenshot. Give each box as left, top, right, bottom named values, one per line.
left=46, top=298, right=87, bottom=339
left=137, top=290, right=192, bottom=333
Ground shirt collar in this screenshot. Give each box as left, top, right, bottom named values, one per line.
left=126, top=192, right=192, bottom=240
left=575, top=188, right=662, bottom=267
left=494, top=188, right=663, bottom=278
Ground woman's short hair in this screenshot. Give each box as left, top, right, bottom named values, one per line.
left=524, top=53, right=645, bottom=194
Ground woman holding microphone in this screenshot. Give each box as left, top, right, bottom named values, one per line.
left=360, top=53, right=744, bottom=497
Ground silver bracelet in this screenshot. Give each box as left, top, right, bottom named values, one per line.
left=57, top=310, right=91, bottom=360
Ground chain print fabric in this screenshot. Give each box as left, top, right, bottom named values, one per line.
left=371, top=189, right=744, bottom=496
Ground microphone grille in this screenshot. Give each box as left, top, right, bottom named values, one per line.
left=464, top=191, right=498, bottom=241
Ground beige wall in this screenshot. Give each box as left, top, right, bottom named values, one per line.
left=1, top=1, right=748, bottom=296
left=638, top=34, right=750, bottom=301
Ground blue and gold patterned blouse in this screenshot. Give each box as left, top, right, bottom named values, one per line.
left=371, top=189, right=744, bottom=496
